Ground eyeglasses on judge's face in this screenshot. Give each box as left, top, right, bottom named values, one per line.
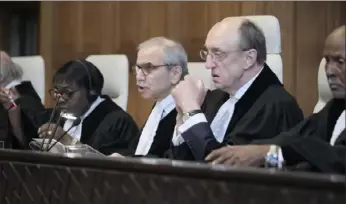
left=132, top=63, right=177, bottom=76
left=48, top=88, right=79, bottom=101
left=200, top=47, right=245, bottom=62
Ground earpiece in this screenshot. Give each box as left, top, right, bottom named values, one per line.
left=76, top=60, right=98, bottom=101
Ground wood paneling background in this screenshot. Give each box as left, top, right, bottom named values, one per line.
left=37, top=1, right=344, bottom=126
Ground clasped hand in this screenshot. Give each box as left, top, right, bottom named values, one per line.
left=172, top=75, right=207, bottom=116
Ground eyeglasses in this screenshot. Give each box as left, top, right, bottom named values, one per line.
left=132, top=63, right=176, bottom=76
left=200, top=48, right=244, bottom=62
left=49, top=89, right=78, bottom=101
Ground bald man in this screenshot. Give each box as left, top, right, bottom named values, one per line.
left=0, top=51, right=44, bottom=149
left=206, top=25, right=346, bottom=174
left=171, top=18, right=303, bottom=161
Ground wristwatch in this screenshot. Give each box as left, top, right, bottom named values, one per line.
left=182, top=109, right=202, bottom=123
left=265, top=145, right=284, bottom=169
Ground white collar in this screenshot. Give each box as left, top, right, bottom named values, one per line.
left=5, top=80, right=21, bottom=89
left=156, top=94, right=175, bottom=113
left=233, top=67, right=263, bottom=100
left=79, top=96, right=105, bottom=121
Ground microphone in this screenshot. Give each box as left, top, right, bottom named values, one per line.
left=46, top=117, right=81, bottom=152
left=40, top=94, right=62, bottom=151
left=44, top=112, right=63, bottom=151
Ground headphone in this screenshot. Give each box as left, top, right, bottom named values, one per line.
left=76, top=59, right=98, bottom=101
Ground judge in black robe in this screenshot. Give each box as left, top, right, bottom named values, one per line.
left=205, top=25, right=346, bottom=174
left=21, top=60, right=139, bottom=155
left=0, top=51, right=45, bottom=149
left=251, top=99, right=345, bottom=174
left=170, top=18, right=304, bottom=161
left=109, top=36, right=187, bottom=158
left=0, top=81, right=44, bottom=149
left=172, top=64, right=303, bottom=161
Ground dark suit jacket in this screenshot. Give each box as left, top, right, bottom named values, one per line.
left=25, top=95, right=139, bottom=155
left=172, top=64, right=304, bottom=161
left=253, top=99, right=345, bottom=174
left=0, top=81, right=44, bottom=149
left=127, top=108, right=177, bottom=158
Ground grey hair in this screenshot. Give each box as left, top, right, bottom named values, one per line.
left=0, top=60, right=23, bottom=86
left=238, top=19, right=267, bottom=65
left=137, top=37, right=189, bottom=79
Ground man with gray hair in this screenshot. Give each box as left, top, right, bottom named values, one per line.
left=110, top=36, right=188, bottom=158
left=0, top=52, right=23, bottom=89
left=0, top=51, right=44, bottom=149
left=171, top=17, right=303, bottom=162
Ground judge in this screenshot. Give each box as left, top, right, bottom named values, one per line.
left=205, top=25, right=346, bottom=174
left=0, top=51, right=44, bottom=149
left=110, top=37, right=188, bottom=158
left=21, top=59, right=139, bottom=155
left=171, top=17, right=304, bottom=161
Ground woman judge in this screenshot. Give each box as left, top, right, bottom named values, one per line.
left=13, top=59, right=139, bottom=155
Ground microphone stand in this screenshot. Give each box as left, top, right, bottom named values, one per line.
left=40, top=95, right=61, bottom=151
left=46, top=118, right=81, bottom=152
left=44, top=113, right=63, bottom=151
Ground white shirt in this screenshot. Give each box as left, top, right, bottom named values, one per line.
left=330, top=110, right=345, bottom=145
left=135, top=94, right=175, bottom=155
left=172, top=68, right=263, bottom=146
left=63, top=96, right=105, bottom=140
left=5, top=80, right=21, bottom=89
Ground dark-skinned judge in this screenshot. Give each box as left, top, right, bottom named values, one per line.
left=205, top=25, right=346, bottom=174
left=171, top=17, right=304, bottom=161
left=19, top=59, right=139, bottom=155
left=110, top=37, right=188, bottom=158
left=0, top=51, right=44, bottom=149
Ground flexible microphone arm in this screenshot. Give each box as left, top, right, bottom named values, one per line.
left=44, top=112, right=63, bottom=151
left=40, top=94, right=61, bottom=151
left=46, top=118, right=81, bottom=152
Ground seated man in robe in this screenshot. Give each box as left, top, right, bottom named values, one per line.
left=13, top=59, right=139, bottom=155
left=110, top=37, right=188, bottom=158
left=171, top=17, right=304, bottom=161
left=0, top=51, right=44, bottom=149
left=205, top=25, right=346, bottom=174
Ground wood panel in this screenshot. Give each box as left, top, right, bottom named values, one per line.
left=39, top=1, right=345, bottom=126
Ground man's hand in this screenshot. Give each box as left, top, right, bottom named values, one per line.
left=109, top=153, right=125, bottom=158
left=205, top=145, right=270, bottom=166
left=172, top=75, right=206, bottom=113
left=38, top=123, right=73, bottom=145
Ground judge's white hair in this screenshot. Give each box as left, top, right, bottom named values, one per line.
left=137, top=37, right=189, bottom=79
left=0, top=59, right=23, bottom=86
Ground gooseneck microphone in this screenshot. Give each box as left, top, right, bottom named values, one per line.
left=40, top=94, right=62, bottom=151
left=44, top=112, right=64, bottom=151
left=46, top=117, right=82, bottom=152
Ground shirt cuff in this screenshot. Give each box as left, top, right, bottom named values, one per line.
left=171, top=113, right=208, bottom=146
left=178, top=113, right=207, bottom=133
left=278, top=146, right=285, bottom=168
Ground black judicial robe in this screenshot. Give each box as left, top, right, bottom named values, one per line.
left=126, top=108, right=177, bottom=158
left=0, top=81, right=44, bottom=149
left=172, top=64, right=304, bottom=161
left=24, top=95, right=139, bottom=155
left=253, top=99, right=345, bottom=174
